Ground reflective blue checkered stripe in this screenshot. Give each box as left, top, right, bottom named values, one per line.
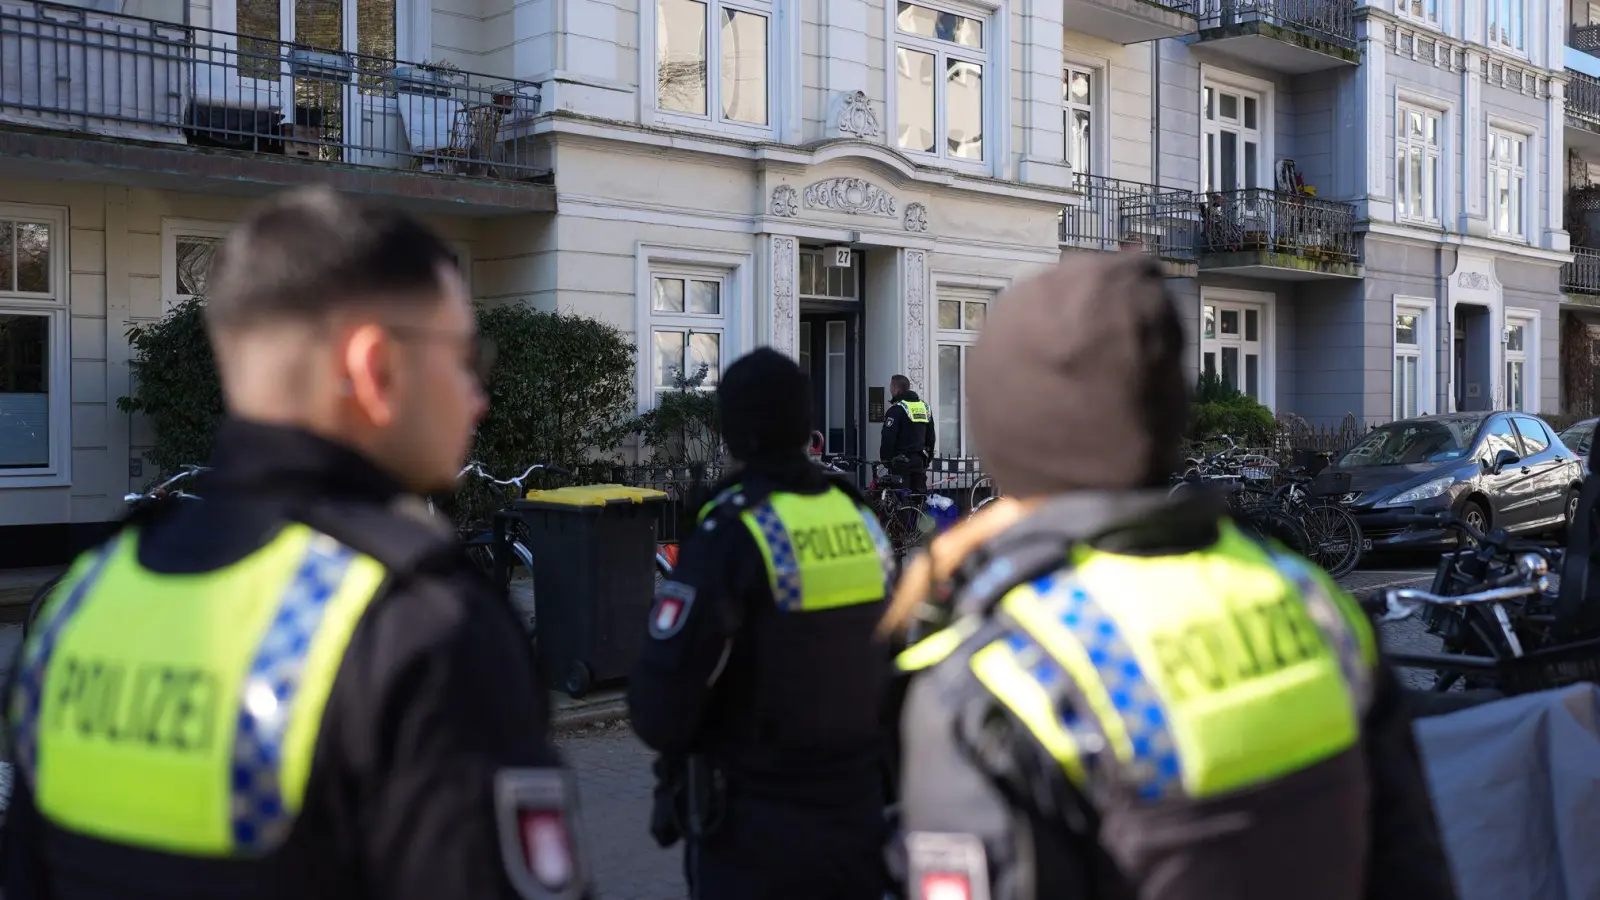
left=1029, top=573, right=1183, bottom=801
left=229, top=533, right=357, bottom=854
left=9, top=541, right=120, bottom=785
left=750, top=502, right=804, bottom=611
left=1270, top=553, right=1373, bottom=714
left=998, top=630, right=1114, bottom=776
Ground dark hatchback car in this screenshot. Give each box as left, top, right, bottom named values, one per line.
left=1327, top=411, right=1586, bottom=550
left=1560, top=418, right=1596, bottom=474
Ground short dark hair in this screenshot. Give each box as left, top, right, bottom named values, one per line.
left=205, top=187, right=459, bottom=332
left=891, top=374, right=911, bottom=392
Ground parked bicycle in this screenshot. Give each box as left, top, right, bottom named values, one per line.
left=24, top=464, right=211, bottom=640
left=436, top=462, right=568, bottom=629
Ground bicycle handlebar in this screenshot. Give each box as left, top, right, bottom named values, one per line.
left=458, top=461, right=572, bottom=488
left=122, top=465, right=210, bottom=505
left=1363, top=583, right=1542, bottom=623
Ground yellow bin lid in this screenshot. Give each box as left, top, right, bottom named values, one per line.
left=521, top=484, right=670, bottom=507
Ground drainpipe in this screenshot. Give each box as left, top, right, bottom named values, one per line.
left=1152, top=40, right=1161, bottom=188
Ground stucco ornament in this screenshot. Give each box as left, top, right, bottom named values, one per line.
left=1457, top=272, right=1491, bottom=290
left=770, top=236, right=798, bottom=354
left=903, top=202, right=928, bottom=233
left=802, top=177, right=897, bottom=217
left=835, top=90, right=882, bottom=141
left=903, top=249, right=927, bottom=389
left=771, top=184, right=799, bottom=217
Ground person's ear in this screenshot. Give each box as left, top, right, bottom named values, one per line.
left=343, top=323, right=396, bottom=428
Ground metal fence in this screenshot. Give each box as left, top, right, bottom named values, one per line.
left=1196, top=0, right=1357, bottom=47
left=1564, top=247, right=1600, bottom=296
left=0, top=0, right=542, bottom=179
left=1060, top=174, right=1197, bottom=261
left=1569, top=71, right=1600, bottom=133
left=1196, top=188, right=1359, bottom=264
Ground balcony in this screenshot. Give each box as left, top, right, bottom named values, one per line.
left=1568, top=70, right=1600, bottom=158
left=1563, top=247, right=1600, bottom=306
left=1063, top=0, right=1195, bottom=44
left=1196, top=188, right=1360, bottom=279
left=1059, top=174, right=1198, bottom=274
left=1194, top=0, right=1360, bottom=73
left=0, top=0, right=551, bottom=212
left=1575, top=24, right=1600, bottom=55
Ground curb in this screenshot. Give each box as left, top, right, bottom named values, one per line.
left=551, top=692, right=629, bottom=734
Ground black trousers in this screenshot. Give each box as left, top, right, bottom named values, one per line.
left=685, top=796, right=888, bottom=900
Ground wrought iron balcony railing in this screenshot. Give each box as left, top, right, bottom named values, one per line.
left=1196, top=0, right=1357, bottom=49
left=1569, top=70, right=1600, bottom=132
left=1059, top=174, right=1197, bottom=261
left=1563, top=247, right=1600, bottom=296
left=0, top=0, right=542, bottom=181
left=1575, top=24, right=1600, bottom=55
left=1196, top=188, right=1359, bottom=264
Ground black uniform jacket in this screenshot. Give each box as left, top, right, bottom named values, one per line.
left=0, top=420, right=562, bottom=900
left=878, top=391, right=936, bottom=467
left=626, top=459, right=892, bottom=808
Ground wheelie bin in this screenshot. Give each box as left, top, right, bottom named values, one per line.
left=513, top=484, right=669, bottom=698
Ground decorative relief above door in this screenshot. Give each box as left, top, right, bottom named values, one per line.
left=802, top=177, right=897, bottom=217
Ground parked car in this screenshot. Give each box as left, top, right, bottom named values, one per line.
left=1559, top=417, right=1596, bottom=472
left=1327, top=412, right=1585, bottom=551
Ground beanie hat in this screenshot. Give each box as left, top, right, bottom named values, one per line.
left=717, top=347, right=813, bottom=463
left=968, top=253, right=1188, bottom=499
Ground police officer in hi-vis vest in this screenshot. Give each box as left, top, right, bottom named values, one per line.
left=1, top=187, right=586, bottom=900
left=883, top=254, right=1459, bottom=900
left=628, top=347, right=896, bottom=900
left=880, top=374, right=936, bottom=492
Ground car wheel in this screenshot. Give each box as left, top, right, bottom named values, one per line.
left=1459, top=499, right=1489, bottom=544
left=1565, top=487, right=1582, bottom=532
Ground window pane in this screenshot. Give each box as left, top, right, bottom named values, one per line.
left=1065, top=69, right=1091, bottom=104
left=1409, top=149, right=1423, bottom=218
left=1203, top=305, right=1215, bottom=338
left=1404, top=356, right=1419, bottom=417
left=963, top=301, right=985, bottom=331
left=1425, top=154, right=1438, bottom=219
left=1515, top=416, right=1549, bottom=453
left=1245, top=353, right=1259, bottom=399
left=1220, top=308, right=1239, bottom=335
left=1220, top=130, right=1238, bottom=191
left=1396, top=313, right=1417, bottom=345
left=1221, top=346, right=1239, bottom=392
left=1204, top=133, right=1215, bottom=192
left=946, top=59, right=983, bottom=160
left=895, top=47, right=936, bottom=154
left=1203, top=351, right=1216, bottom=379
left=1506, top=323, right=1524, bottom=352
left=0, top=223, right=12, bottom=291
left=652, top=276, right=685, bottom=313
left=1068, top=109, right=1091, bottom=173
left=0, top=312, right=49, bottom=468
left=896, top=2, right=981, bottom=47
left=689, top=332, right=721, bottom=385
left=799, top=252, right=816, bottom=295
left=720, top=8, right=767, bottom=124
left=938, top=344, right=962, bottom=455
left=15, top=223, right=49, bottom=294
left=176, top=235, right=221, bottom=297
left=1245, top=309, right=1258, bottom=342
left=1506, top=360, right=1524, bottom=410
left=654, top=331, right=685, bottom=387
left=938, top=299, right=960, bottom=329
left=1243, top=96, right=1256, bottom=129
left=1394, top=357, right=1404, bottom=420
left=826, top=320, right=845, bottom=432
left=657, top=0, right=708, bottom=116
left=1203, top=87, right=1213, bottom=120
left=689, top=279, right=721, bottom=315
left=1218, top=92, right=1237, bottom=120
left=1244, top=140, right=1257, bottom=190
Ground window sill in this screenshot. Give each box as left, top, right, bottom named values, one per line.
left=0, top=471, right=69, bottom=489
left=1395, top=15, right=1442, bottom=33
left=894, top=148, right=989, bottom=177
left=1488, top=232, right=1531, bottom=246
left=651, top=111, right=775, bottom=143
left=1396, top=215, right=1445, bottom=231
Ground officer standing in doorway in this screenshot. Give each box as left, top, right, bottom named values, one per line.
left=628, top=347, right=895, bottom=900
left=884, top=254, right=1459, bottom=900
left=1, top=187, right=586, bottom=900
left=880, top=375, right=936, bottom=492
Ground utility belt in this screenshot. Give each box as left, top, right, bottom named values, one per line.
left=649, top=754, right=728, bottom=848
left=887, top=453, right=928, bottom=474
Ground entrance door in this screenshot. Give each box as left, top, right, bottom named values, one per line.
left=799, top=314, right=859, bottom=456
left=1201, top=299, right=1266, bottom=402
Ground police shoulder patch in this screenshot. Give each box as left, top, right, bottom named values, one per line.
left=649, top=581, right=697, bottom=640
left=905, top=831, right=992, bottom=900
left=493, top=768, right=587, bottom=900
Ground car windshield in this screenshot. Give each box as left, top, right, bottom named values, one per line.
left=1337, top=418, right=1480, bottom=468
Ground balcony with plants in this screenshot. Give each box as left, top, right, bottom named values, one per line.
left=1195, top=163, right=1360, bottom=279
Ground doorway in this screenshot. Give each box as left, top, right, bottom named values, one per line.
left=1453, top=304, right=1492, bottom=411
left=796, top=248, right=865, bottom=456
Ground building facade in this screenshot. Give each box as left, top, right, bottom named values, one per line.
left=0, top=0, right=1578, bottom=559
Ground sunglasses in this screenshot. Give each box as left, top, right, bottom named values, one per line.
left=387, top=326, right=498, bottom=383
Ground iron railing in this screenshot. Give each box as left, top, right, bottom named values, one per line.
left=1575, top=24, right=1600, bottom=54
left=1060, top=174, right=1197, bottom=261
left=1568, top=70, right=1600, bottom=133
left=0, top=0, right=542, bottom=180
left=1196, top=188, right=1359, bottom=264
left=1196, top=0, right=1357, bottom=49
left=1563, top=247, right=1600, bottom=296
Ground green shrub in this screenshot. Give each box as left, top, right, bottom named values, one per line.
left=1189, top=373, right=1277, bottom=447
left=634, top=363, right=721, bottom=463
left=116, top=296, right=224, bottom=479
left=1539, top=413, right=1586, bottom=435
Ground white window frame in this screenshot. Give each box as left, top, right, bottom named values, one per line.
left=886, top=0, right=999, bottom=174
left=643, top=0, right=779, bottom=140
left=161, top=218, right=232, bottom=312
left=1485, top=0, right=1525, bottom=53
left=1199, top=67, right=1275, bottom=196
left=1061, top=58, right=1104, bottom=177
left=0, top=203, right=71, bottom=488
left=1397, top=0, right=1439, bottom=28
left=1393, top=297, right=1437, bottom=421
left=1502, top=308, right=1538, bottom=413
left=1395, top=103, right=1443, bottom=226
left=633, top=244, right=752, bottom=415
left=1198, top=287, right=1276, bottom=411
left=933, top=286, right=992, bottom=457
left=1486, top=124, right=1530, bottom=242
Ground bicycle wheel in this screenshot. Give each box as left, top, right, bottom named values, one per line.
left=884, top=506, right=928, bottom=559
left=1295, top=502, right=1363, bottom=578
left=22, top=573, right=63, bottom=641
left=1237, top=509, right=1311, bottom=557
